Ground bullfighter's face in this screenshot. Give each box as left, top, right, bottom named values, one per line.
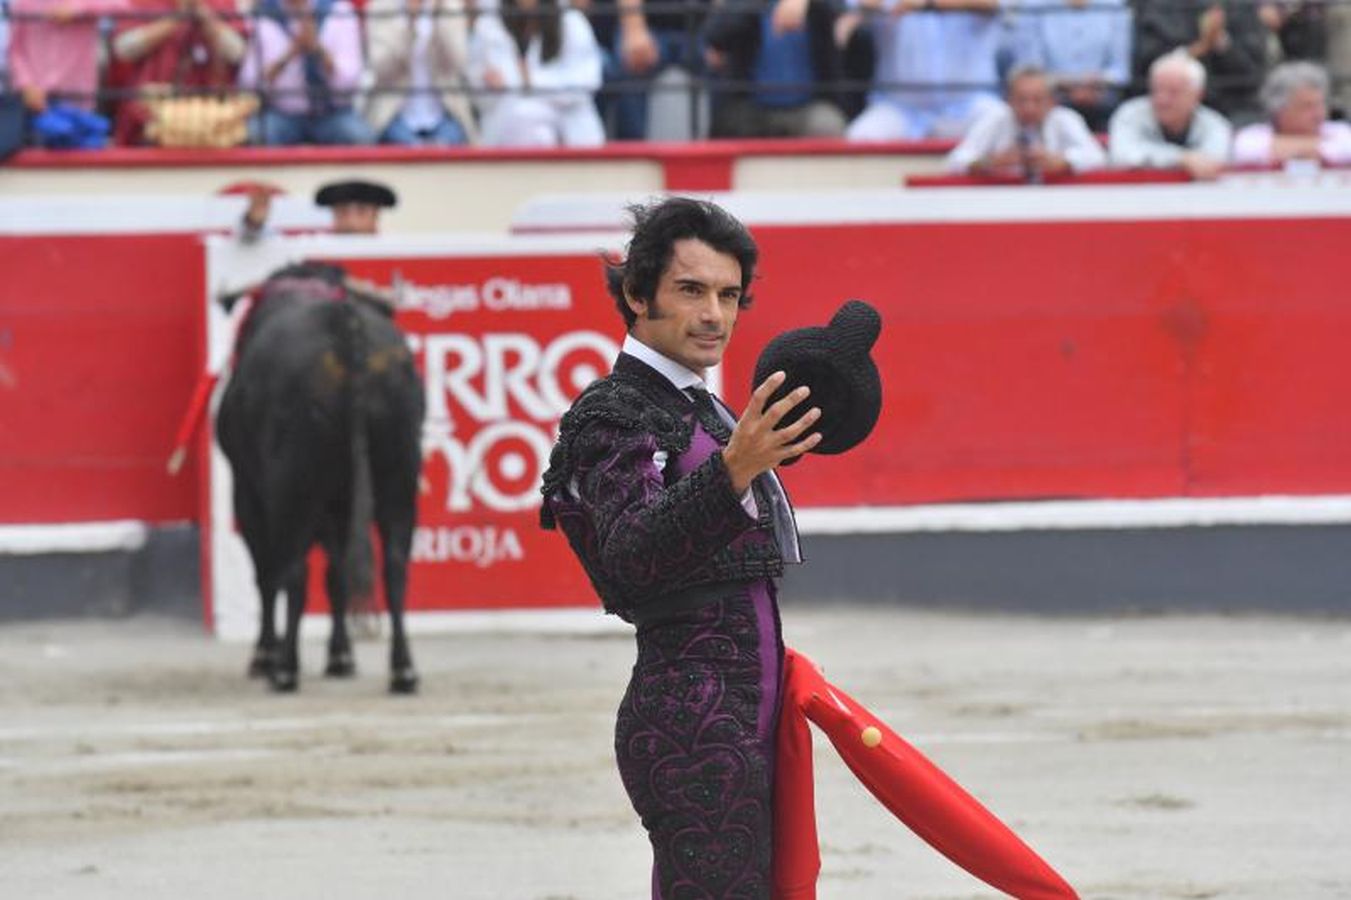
left=626, top=238, right=743, bottom=376
left=331, top=202, right=382, bottom=235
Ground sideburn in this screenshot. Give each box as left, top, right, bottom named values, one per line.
left=629, top=292, right=664, bottom=321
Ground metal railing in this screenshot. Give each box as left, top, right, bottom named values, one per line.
left=1, top=0, right=1345, bottom=145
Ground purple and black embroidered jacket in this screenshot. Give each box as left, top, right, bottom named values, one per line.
left=541, top=349, right=792, bottom=898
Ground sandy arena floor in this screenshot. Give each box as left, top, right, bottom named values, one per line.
left=1, top=605, right=1348, bottom=899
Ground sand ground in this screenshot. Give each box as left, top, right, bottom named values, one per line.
left=2, top=605, right=1349, bottom=899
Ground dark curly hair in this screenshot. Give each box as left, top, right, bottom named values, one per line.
left=604, top=197, right=758, bottom=328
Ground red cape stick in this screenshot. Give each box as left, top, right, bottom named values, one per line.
left=773, top=648, right=1079, bottom=900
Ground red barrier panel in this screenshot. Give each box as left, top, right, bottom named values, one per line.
left=718, top=216, right=1351, bottom=506
left=0, top=235, right=204, bottom=524
left=9, top=203, right=1351, bottom=546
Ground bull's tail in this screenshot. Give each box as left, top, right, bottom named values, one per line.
left=339, top=299, right=377, bottom=608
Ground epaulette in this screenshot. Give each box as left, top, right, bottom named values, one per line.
left=539, top=376, right=692, bottom=528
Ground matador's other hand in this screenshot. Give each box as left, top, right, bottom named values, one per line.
left=722, top=371, right=822, bottom=494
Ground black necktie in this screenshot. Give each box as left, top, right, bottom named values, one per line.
left=686, top=386, right=732, bottom=442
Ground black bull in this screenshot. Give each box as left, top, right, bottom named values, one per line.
left=217, top=265, right=425, bottom=693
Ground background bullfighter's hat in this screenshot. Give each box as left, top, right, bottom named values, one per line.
left=753, top=299, right=883, bottom=461
left=216, top=180, right=286, bottom=197
left=314, top=179, right=398, bottom=208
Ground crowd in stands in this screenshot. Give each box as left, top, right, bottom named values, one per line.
left=2, top=0, right=1351, bottom=170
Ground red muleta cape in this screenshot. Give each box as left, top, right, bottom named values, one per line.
left=772, top=648, right=1080, bottom=900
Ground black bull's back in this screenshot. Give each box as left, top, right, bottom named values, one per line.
left=217, top=281, right=425, bottom=693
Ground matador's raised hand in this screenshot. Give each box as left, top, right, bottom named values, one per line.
left=722, top=371, right=822, bottom=494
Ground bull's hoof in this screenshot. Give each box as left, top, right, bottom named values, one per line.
left=269, top=669, right=299, bottom=693
left=388, top=668, right=419, bottom=695
left=247, top=649, right=275, bottom=679
left=325, top=652, right=357, bottom=678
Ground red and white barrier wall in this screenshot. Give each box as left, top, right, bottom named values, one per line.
left=4, top=184, right=1351, bottom=629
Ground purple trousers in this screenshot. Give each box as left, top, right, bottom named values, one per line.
left=614, top=581, right=784, bottom=899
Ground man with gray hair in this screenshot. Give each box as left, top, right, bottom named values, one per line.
left=1232, top=61, right=1351, bottom=167
left=946, top=65, right=1106, bottom=178
left=1108, top=49, right=1232, bottom=180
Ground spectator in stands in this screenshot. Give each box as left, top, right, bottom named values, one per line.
left=1133, top=0, right=1271, bottom=123
left=468, top=0, right=605, bottom=147
left=238, top=0, right=375, bottom=145
left=1232, top=61, right=1351, bottom=166
left=1008, top=0, right=1131, bottom=132
left=8, top=0, right=128, bottom=129
left=110, top=0, right=248, bottom=145
left=703, top=0, right=847, bottom=138
left=946, top=65, right=1104, bottom=177
left=842, top=0, right=1004, bottom=142
left=363, top=0, right=477, bottom=145
left=605, top=0, right=709, bottom=140
left=1109, top=49, right=1232, bottom=180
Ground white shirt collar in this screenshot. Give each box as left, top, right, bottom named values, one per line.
left=622, top=333, right=705, bottom=394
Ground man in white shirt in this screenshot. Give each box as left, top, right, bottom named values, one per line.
left=1109, top=48, right=1233, bottom=180
left=946, top=65, right=1106, bottom=178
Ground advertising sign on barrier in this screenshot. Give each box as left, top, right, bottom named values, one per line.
left=204, top=235, right=625, bottom=638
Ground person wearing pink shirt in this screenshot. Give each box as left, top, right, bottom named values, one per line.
left=237, top=0, right=374, bottom=144
left=1232, top=60, right=1351, bottom=167
left=8, top=0, right=128, bottom=114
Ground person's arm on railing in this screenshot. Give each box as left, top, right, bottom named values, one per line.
left=114, top=0, right=243, bottom=65
left=1192, top=108, right=1233, bottom=162
left=428, top=0, right=471, bottom=85
left=365, top=0, right=413, bottom=84
left=1059, top=108, right=1107, bottom=171
left=1231, top=122, right=1273, bottom=165
left=617, top=0, right=658, bottom=74
left=247, top=15, right=304, bottom=86
left=111, top=5, right=183, bottom=63
left=945, top=106, right=1004, bottom=173
left=195, top=0, right=245, bottom=64
left=320, top=0, right=365, bottom=92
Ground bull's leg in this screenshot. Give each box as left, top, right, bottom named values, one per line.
left=270, top=559, right=309, bottom=693
left=323, top=546, right=356, bottom=678
left=250, top=576, right=279, bottom=679
left=235, top=485, right=277, bottom=679
left=379, top=515, right=418, bottom=695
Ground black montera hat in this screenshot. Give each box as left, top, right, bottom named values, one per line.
left=752, top=300, right=883, bottom=462
left=314, top=179, right=398, bottom=208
